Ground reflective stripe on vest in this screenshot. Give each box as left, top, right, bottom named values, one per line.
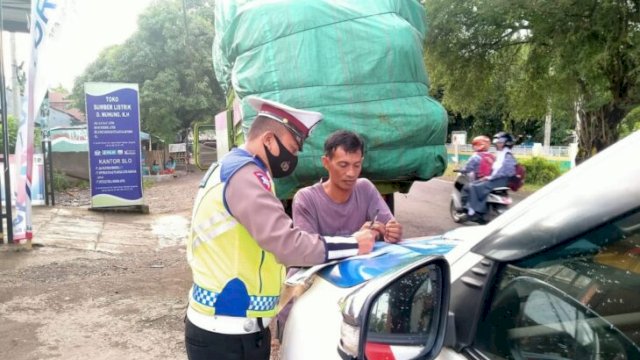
left=187, top=149, right=284, bottom=318
left=191, top=284, right=279, bottom=312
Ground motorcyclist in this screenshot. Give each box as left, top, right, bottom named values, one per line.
left=460, top=135, right=495, bottom=180
left=466, top=132, right=517, bottom=220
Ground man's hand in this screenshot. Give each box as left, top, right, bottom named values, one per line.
left=361, top=221, right=385, bottom=241
left=384, top=220, right=403, bottom=244
left=353, top=229, right=375, bottom=255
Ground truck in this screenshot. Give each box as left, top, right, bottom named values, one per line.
left=201, top=0, right=448, bottom=209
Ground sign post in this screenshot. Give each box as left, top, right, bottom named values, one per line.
left=85, top=83, right=144, bottom=210
left=451, top=131, right=467, bottom=164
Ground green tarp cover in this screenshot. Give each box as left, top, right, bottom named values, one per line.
left=214, top=0, right=447, bottom=198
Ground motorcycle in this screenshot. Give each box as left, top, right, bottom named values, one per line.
left=449, top=169, right=512, bottom=224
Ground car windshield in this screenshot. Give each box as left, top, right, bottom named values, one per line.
left=503, top=208, right=640, bottom=345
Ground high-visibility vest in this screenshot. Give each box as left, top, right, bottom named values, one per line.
left=187, top=148, right=284, bottom=318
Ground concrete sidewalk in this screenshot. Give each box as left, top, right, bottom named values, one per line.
left=27, top=206, right=189, bottom=253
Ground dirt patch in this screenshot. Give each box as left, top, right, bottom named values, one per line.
left=0, top=171, right=195, bottom=359
left=0, top=169, right=288, bottom=359
left=55, top=171, right=199, bottom=215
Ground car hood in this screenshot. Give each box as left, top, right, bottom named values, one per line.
left=318, top=236, right=460, bottom=288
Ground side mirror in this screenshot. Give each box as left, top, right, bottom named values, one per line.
left=337, top=256, right=450, bottom=360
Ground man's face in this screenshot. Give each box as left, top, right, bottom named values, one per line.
left=322, top=146, right=363, bottom=192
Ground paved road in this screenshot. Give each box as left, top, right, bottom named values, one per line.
left=394, top=178, right=528, bottom=238
left=394, top=178, right=460, bottom=238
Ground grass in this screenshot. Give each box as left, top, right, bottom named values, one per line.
left=143, top=178, right=155, bottom=189
left=53, top=171, right=90, bottom=192
left=439, top=163, right=459, bottom=182
left=521, top=183, right=543, bottom=193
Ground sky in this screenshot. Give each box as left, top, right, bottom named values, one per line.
left=2, top=0, right=155, bottom=91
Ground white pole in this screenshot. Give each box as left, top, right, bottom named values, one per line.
left=574, top=99, right=582, bottom=146
left=544, top=107, right=552, bottom=155
left=452, top=134, right=459, bottom=164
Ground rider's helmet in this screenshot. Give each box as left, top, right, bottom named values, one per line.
left=492, top=131, right=514, bottom=148
left=471, top=135, right=491, bottom=152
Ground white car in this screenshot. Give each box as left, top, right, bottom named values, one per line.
left=280, top=131, right=640, bottom=360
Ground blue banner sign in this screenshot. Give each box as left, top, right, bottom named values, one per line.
left=85, top=83, right=143, bottom=208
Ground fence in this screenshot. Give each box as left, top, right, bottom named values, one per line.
left=446, top=143, right=576, bottom=171
left=446, top=144, right=571, bottom=157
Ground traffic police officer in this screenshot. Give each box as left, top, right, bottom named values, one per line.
left=184, top=97, right=377, bottom=360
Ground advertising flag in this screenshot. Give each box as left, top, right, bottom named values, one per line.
left=13, top=0, right=75, bottom=242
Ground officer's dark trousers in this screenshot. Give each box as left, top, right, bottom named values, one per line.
left=185, top=317, right=271, bottom=360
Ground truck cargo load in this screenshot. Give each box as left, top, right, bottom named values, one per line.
left=213, top=0, right=448, bottom=199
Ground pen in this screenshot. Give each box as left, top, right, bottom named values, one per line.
left=369, top=209, right=379, bottom=229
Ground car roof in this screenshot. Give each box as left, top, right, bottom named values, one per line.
left=470, top=131, right=640, bottom=262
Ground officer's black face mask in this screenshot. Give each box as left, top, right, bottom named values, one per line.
left=264, top=134, right=298, bottom=178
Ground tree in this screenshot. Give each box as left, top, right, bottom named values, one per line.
left=50, top=84, right=70, bottom=95
left=0, top=115, right=41, bottom=153
left=620, top=106, right=640, bottom=137
left=0, top=115, right=19, bottom=154
left=424, top=0, right=640, bottom=160
left=70, top=0, right=225, bottom=141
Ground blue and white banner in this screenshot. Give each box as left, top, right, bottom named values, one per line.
left=14, top=0, right=76, bottom=242
left=85, top=83, right=143, bottom=208
left=0, top=155, right=46, bottom=207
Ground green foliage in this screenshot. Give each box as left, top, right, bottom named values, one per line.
left=0, top=115, right=19, bottom=153
left=424, top=0, right=640, bottom=156
left=519, top=157, right=562, bottom=186
left=52, top=170, right=72, bottom=191
left=0, top=115, right=42, bottom=153
left=441, top=162, right=458, bottom=181
left=620, top=106, right=640, bottom=137
left=50, top=85, right=70, bottom=95
left=70, top=0, right=226, bottom=142
left=52, top=170, right=89, bottom=192
left=143, top=178, right=155, bottom=189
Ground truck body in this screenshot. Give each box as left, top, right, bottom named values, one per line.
left=209, top=0, right=448, bottom=201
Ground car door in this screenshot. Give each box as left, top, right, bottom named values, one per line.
left=465, top=209, right=640, bottom=359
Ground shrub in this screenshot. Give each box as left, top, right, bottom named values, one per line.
left=53, top=170, right=72, bottom=191
left=520, top=157, right=562, bottom=185
left=52, top=170, right=89, bottom=192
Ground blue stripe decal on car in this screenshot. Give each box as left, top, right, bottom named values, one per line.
left=318, top=237, right=457, bottom=288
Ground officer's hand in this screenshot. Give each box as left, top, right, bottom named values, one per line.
left=384, top=220, right=403, bottom=244
left=360, top=221, right=386, bottom=241
left=353, top=229, right=375, bottom=255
